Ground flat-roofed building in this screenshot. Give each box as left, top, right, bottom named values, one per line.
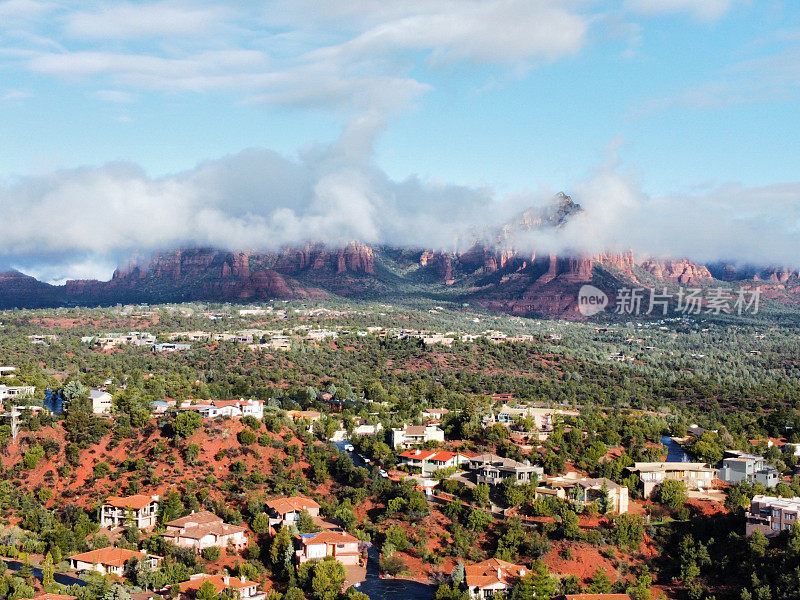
left=626, top=462, right=716, bottom=498
left=746, top=495, right=800, bottom=537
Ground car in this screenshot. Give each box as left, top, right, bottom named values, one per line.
left=363, top=457, right=371, bottom=463
left=379, top=469, right=389, bottom=478
left=344, top=443, right=354, bottom=452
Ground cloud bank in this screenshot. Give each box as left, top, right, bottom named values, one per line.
left=2, top=120, right=799, bottom=282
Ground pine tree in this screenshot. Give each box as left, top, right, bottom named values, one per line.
left=41, top=552, right=55, bottom=588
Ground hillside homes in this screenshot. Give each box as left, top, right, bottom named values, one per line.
left=266, top=496, right=321, bottom=531
left=537, top=475, right=630, bottom=514
left=464, top=558, right=526, bottom=599
left=627, top=462, right=716, bottom=498
left=467, top=453, right=543, bottom=486
left=0, top=385, right=35, bottom=402
left=90, top=390, right=113, bottom=415
left=390, top=424, right=445, bottom=449
left=399, top=449, right=467, bottom=476
left=719, top=451, right=779, bottom=488
left=163, top=510, right=248, bottom=552
left=746, top=495, right=800, bottom=537
left=69, top=547, right=159, bottom=576
left=178, top=399, right=264, bottom=420
left=177, top=574, right=265, bottom=600
left=295, top=530, right=360, bottom=565
left=100, top=494, right=159, bottom=529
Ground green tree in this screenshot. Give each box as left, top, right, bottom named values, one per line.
left=252, top=513, right=270, bottom=534
left=41, top=552, right=55, bottom=588
left=196, top=580, right=219, bottom=600
left=656, top=479, right=688, bottom=510
left=588, top=568, right=613, bottom=593
left=173, top=411, right=202, bottom=438
left=201, top=546, right=222, bottom=561
left=510, top=562, right=558, bottom=600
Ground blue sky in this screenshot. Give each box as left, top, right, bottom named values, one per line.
left=0, top=0, right=799, bottom=280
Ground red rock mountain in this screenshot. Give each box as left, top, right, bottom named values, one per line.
left=1, top=194, right=797, bottom=316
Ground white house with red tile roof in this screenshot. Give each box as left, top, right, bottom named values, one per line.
left=398, top=449, right=467, bottom=476
left=177, top=573, right=265, bottom=600
left=295, top=530, right=361, bottom=565
left=100, top=494, right=159, bottom=529
left=69, top=547, right=160, bottom=576
left=464, top=558, right=526, bottom=599
left=266, top=497, right=321, bottom=529
left=162, top=510, right=248, bottom=552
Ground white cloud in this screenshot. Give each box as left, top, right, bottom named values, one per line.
left=0, top=0, right=52, bottom=21
left=625, top=0, right=739, bottom=21
left=93, top=89, right=135, bottom=103
left=12, top=0, right=588, bottom=115
left=64, top=1, right=230, bottom=39
left=1, top=127, right=798, bottom=280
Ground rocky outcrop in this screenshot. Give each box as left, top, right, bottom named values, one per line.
left=639, top=259, right=713, bottom=284
left=0, top=271, right=59, bottom=309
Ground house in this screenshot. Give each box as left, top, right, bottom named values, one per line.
left=421, top=408, right=450, bottom=422
left=34, top=594, right=77, bottom=600
left=537, top=475, right=629, bottom=514
left=90, top=390, right=113, bottom=414
left=100, top=494, right=159, bottom=529
left=69, top=547, right=159, bottom=576
left=719, top=451, right=779, bottom=488
left=0, top=385, right=35, bottom=402
left=266, top=496, right=321, bottom=530
left=746, top=495, right=800, bottom=537
left=295, top=530, right=360, bottom=565
left=286, top=410, right=322, bottom=422
left=467, top=453, right=543, bottom=486
left=464, top=558, right=526, bottom=599
left=163, top=511, right=248, bottom=553
left=178, top=399, right=264, bottom=420
left=390, top=424, right=445, bottom=449
left=627, top=462, right=716, bottom=498
left=177, top=574, right=265, bottom=600
left=154, top=343, right=191, bottom=352
left=353, top=419, right=382, bottom=436
left=398, top=449, right=466, bottom=476
left=0, top=367, right=17, bottom=378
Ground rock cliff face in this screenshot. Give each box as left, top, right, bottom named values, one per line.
left=639, top=259, right=713, bottom=284
left=0, top=271, right=58, bottom=309
left=1, top=194, right=797, bottom=316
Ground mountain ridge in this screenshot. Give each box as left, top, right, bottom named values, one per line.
left=2, top=195, right=798, bottom=316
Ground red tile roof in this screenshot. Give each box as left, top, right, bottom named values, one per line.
left=103, top=494, right=157, bottom=510
left=178, top=574, right=259, bottom=594
left=69, top=547, right=148, bottom=567
left=464, top=558, right=526, bottom=589
left=266, top=496, right=320, bottom=515
left=399, top=450, right=436, bottom=461
left=164, top=511, right=222, bottom=528
left=299, top=530, right=359, bottom=546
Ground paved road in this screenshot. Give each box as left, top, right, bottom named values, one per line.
left=2, top=559, right=88, bottom=587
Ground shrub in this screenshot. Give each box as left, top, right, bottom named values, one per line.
left=201, top=546, right=222, bottom=561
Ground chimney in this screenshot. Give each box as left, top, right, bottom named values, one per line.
left=223, top=575, right=230, bottom=585
left=520, top=568, right=526, bottom=577
left=497, top=568, right=502, bottom=580
left=240, top=575, right=245, bottom=583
